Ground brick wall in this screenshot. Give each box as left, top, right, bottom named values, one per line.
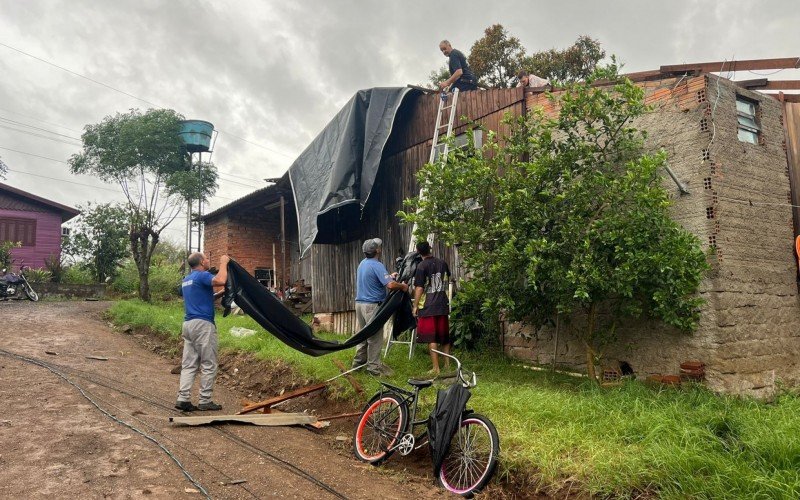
left=204, top=210, right=293, bottom=287
left=507, top=76, right=800, bottom=397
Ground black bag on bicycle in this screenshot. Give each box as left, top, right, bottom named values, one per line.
left=427, top=382, right=471, bottom=475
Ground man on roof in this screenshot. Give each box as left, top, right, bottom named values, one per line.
left=516, top=70, right=551, bottom=89
left=438, top=40, right=478, bottom=92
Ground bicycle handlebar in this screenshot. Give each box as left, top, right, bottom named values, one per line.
left=431, top=349, right=477, bottom=388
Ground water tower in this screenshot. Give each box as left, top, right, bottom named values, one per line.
left=178, top=119, right=216, bottom=256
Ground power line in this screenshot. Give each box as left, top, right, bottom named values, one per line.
left=0, top=124, right=82, bottom=147
left=0, top=145, right=68, bottom=163
left=0, top=41, right=298, bottom=159
left=0, top=115, right=81, bottom=139
left=0, top=42, right=161, bottom=108
left=6, top=168, right=121, bottom=192
left=0, top=106, right=82, bottom=133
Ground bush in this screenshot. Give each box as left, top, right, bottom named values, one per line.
left=110, top=260, right=183, bottom=301
left=24, top=267, right=52, bottom=283
left=449, top=280, right=501, bottom=349
left=62, top=265, right=96, bottom=285
left=0, top=241, right=20, bottom=270
left=44, top=255, right=64, bottom=283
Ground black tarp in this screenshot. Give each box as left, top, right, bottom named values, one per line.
left=427, top=382, right=472, bottom=476
left=221, top=260, right=415, bottom=356
left=288, top=87, right=419, bottom=257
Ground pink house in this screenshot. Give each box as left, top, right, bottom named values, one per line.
left=0, top=182, right=80, bottom=270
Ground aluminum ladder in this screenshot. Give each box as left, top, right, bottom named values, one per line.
left=385, top=87, right=460, bottom=360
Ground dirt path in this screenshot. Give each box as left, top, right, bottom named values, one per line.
left=0, top=300, right=445, bottom=500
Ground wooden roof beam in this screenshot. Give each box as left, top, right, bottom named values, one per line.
left=661, top=57, right=800, bottom=74
left=763, top=93, right=800, bottom=103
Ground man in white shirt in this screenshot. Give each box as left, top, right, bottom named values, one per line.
left=517, top=70, right=550, bottom=89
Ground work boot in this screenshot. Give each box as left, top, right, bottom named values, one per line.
left=198, top=401, right=222, bottom=411
left=175, top=401, right=198, bottom=412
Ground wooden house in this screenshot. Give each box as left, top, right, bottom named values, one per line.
left=205, top=58, right=800, bottom=395
left=0, top=182, right=80, bottom=270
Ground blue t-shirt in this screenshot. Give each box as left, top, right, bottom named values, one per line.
left=182, top=270, right=215, bottom=323
left=356, top=258, right=392, bottom=303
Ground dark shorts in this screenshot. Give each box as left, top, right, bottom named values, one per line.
left=416, top=315, right=450, bottom=344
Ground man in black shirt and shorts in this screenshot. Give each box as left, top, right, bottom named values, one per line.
left=438, top=40, right=478, bottom=92
left=412, top=241, right=452, bottom=375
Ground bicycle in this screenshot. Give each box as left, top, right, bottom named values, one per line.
left=353, top=350, right=499, bottom=497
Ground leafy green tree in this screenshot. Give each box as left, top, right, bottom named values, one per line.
left=63, top=202, right=131, bottom=283
left=69, top=108, right=217, bottom=301
left=522, top=35, right=606, bottom=84
left=401, top=63, right=708, bottom=381
left=468, top=24, right=526, bottom=88
left=427, top=65, right=451, bottom=89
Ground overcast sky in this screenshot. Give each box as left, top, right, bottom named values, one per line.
left=1, top=0, right=798, bottom=243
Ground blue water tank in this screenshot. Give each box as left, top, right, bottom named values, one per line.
left=178, top=120, right=214, bottom=153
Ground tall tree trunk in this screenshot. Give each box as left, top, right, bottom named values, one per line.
left=130, top=227, right=154, bottom=302
left=585, top=302, right=598, bottom=383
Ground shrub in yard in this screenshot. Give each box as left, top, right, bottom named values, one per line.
left=24, top=267, right=52, bottom=283
left=0, top=241, right=20, bottom=270
left=111, top=260, right=182, bottom=300
left=44, top=255, right=65, bottom=283
left=62, top=265, right=96, bottom=285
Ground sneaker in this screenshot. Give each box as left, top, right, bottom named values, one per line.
left=175, top=401, right=198, bottom=412
left=379, top=364, right=394, bottom=377
left=197, top=401, right=222, bottom=411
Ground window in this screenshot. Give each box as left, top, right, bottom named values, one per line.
left=0, top=217, right=37, bottom=246
left=433, top=130, right=483, bottom=162
left=736, top=96, right=760, bottom=144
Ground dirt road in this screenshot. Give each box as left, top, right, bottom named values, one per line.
left=0, top=300, right=444, bottom=499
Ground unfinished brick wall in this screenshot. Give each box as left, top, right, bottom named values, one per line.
left=204, top=211, right=291, bottom=286
left=507, top=76, right=800, bottom=397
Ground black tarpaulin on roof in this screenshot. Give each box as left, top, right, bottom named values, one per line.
left=287, top=87, right=419, bottom=257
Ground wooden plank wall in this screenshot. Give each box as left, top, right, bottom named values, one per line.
left=312, top=87, right=524, bottom=314
left=784, top=102, right=800, bottom=236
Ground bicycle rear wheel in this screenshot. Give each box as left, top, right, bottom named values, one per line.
left=353, top=393, right=408, bottom=465
left=438, top=413, right=499, bottom=497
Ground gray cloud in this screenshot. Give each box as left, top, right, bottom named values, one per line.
left=1, top=0, right=798, bottom=242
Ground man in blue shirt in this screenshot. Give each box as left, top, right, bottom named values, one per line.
left=176, top=252, right=229, bottom=412
left=354, top=238, right=409, bottom=376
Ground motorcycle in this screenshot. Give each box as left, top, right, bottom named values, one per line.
left=0, top=266, right=39, bottom=301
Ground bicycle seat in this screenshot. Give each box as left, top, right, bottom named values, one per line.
left=407, top=378, right=433, bottom=388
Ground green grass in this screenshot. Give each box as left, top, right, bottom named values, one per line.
left=109, top=299, right=800, bottom=498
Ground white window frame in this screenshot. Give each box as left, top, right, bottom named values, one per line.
left=736, top=96, right=760, bottom=145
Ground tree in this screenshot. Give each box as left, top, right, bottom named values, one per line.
left=401, top=63, right=708, bottom=381
left=468, top=24, right=526, bottom=88
left=63, top=202, right=130, bottom=282
left=521, top=35, right=606, bottom=84
left=0, top=156, right=7, bottom=179
left=69, top=109, right=217, bottom=301
left=427, top=65, right=451, bottom=89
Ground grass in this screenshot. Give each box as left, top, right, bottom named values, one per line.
left=109, top=299, right=800, bottom=499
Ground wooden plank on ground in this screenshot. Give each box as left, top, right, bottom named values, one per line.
left=236, top=382, right=327, bottom=414
left=170, top=413, right=317, bottom=427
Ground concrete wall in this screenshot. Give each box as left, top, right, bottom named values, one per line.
left=507, top=76, right=800, bottom=397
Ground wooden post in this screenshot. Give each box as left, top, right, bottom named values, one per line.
left=280, top=195, right=286, bottom=292
left=272, top=242, right=277, bottom=289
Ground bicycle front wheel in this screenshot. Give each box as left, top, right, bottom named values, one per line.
left=353, top=392, right=408, bottom=465
left=438, top=413, right=499, bottom=497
